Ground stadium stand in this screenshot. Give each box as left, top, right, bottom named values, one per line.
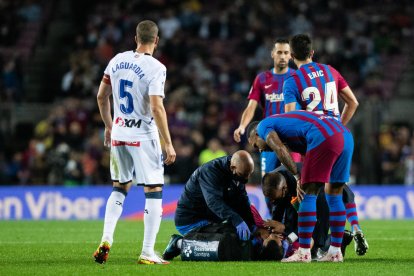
left=0, top=0, right=413, bottom=185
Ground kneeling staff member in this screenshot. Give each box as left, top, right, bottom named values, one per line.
left=163, top=150, right=257, bottom=260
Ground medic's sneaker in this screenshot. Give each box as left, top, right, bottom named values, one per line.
left=162, top=234, right=183, bottom=260
left=93, top=241, right=110, bottom=264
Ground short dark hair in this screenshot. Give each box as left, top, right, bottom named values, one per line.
left=290, top=34, right=312, bottom=61
left=262, top=172, right=285, bottom=197
left=259, top=240, right=284, bottom=260
left=246, top=121, right=260, bottom=139
left=275, top=38, right=289, bottom=45
left=136, top=20, right=158, bottom=44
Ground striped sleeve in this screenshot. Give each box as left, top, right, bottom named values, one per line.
left=247, top=74, right=262, bottom=102
left=282, top=75, right=299, bottom=104
left=329, top=65, right=348, bottom=90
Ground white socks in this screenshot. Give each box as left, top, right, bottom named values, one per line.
left=142, top=198, right=163, bottom=256
left=101, top=191, right=126, bottom=245
left=100, top=190, right=163, bottom=257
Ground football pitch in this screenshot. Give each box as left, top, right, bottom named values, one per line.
left=1, top=220, right=413, bottom=275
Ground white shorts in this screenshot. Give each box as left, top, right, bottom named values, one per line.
left=110, top=139, right=164, bottom=185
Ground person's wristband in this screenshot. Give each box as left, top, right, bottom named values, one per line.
left=294, top=174, right=300, bottom=181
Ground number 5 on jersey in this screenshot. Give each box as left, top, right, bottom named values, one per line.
left=119, top=79, right=134, bottom=114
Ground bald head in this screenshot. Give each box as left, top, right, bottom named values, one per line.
left=230, top=150, right=254, bottom=181
left=262, top=171, right=288, bottom=202
left=262, top=172, right=285, bottom=197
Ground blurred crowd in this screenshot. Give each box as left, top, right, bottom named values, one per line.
left=1, top=0, right=413, bottom=185
left=379, top=123, right=414, bottom=185
left=0, top=0, right=43, bottom=102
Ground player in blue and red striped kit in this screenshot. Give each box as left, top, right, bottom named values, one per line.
left=283, top=34, right=359, bottom=125
left=283, top=34, right=368, bottom=256
left=234, top=38, right=300, bottom=175
left=247, top=111, right=354, bottom=262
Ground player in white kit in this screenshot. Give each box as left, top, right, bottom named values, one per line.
left=93, top=20, right=176, bottom=265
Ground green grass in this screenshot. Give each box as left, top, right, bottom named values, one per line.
left=0, top=220, right=413, bottom=275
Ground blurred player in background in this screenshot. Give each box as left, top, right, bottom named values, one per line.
left=93, top=20, right=176, bottom=265
left=234, top=39, right=300, bottom=175
left=283, top=34, right=367, bottom=255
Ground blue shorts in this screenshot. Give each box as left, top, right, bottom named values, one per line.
left=302, top=131, right=354, bottom=184
left=330, top=131, right=354, bottom=183
left=260, top=151, right=280, bottom=175
left=175, top=220, right=210, bottom=235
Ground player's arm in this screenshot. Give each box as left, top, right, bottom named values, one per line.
left=265, top=131, right=298, bottom=177
left=283, top=76, right=299, bottom=113
left=339, top=86, right=359, bottom=125
left=284, top=102, right=297, bottom=112
left=97, top=80, right=113, bottom=147
left=234, top=100, right=258, bottom=142
left=199, top=171, right=248, bottom=228
left=150, top=95, right=176, bottom=165
left=237, top=188, right=256, bottom=231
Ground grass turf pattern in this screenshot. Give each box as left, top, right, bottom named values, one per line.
left=0, top=220, right=413, bottom=275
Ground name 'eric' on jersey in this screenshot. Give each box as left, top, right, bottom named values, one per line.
left=102, top=51, right=166, bottom=142
left=283, top=62, right=348, bottom=120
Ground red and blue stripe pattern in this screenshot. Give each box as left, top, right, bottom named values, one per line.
left=326, top=194, right=346, bottom=247
left=298, top=194, right=317, bottom=249
left=257, top=111, right=350, bottom=154
left=346, top=202, right=360, bottom=230
left=253, top=68, right=295, bottom=118
left=291, top=62, right=340, bottom=118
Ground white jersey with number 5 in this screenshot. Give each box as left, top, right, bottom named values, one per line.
left=103, top=50, right=166, bottom=142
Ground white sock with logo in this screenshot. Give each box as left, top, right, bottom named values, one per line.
left=142, top=198, right=163, bottom=257
left=101, top=191, right=126, bottom=245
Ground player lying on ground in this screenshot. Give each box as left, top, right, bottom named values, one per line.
left=162, top=203, right=354, bottom=261
left=162, top=204, right=285, bottom=261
